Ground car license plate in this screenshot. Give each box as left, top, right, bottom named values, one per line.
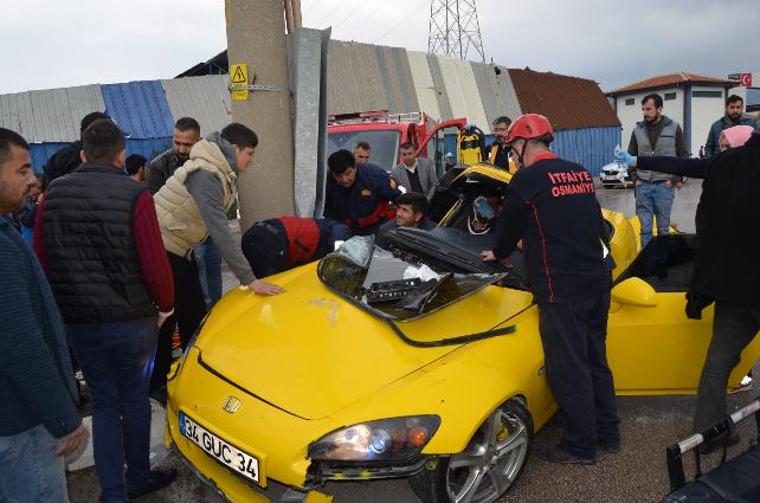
left=179, top=411, right=261, bottom=484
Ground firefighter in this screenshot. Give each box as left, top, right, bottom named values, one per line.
left=482, top=114, right=619, bottom=464
left=324, top=149, right=402, bottom=236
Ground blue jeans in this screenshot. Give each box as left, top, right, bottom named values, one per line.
left=635, top=181, right=675, bottom=248
left=0, top=424, right=70, bottom=502
left=194, top=238, right=222, bottom=308
left=67, top=317, right=158, bottom=503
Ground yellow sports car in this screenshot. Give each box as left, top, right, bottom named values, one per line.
left=165, top=165, right=760, bottom=503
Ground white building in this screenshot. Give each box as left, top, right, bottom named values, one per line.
left=607, top=72, right=736, bottom=156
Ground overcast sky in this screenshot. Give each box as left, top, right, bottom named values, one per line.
left=1, top=0, right=757, bottom=95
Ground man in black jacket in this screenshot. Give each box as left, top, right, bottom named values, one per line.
left=42, top=111, right=110, bottom=187
left=689, top=131, right=760, bottom=446
left=482, top=114, right=618, bottom=465
left=35, top=120, right=177, bottom=501
left=146, top=117, right=201, bottom=194
left=147, top=117, right=222, bottom=309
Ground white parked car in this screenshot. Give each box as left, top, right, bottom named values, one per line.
left=600, top=161, right=634, bottom=188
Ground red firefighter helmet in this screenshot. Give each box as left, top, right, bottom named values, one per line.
left=505, top=113, right=554, bottom=144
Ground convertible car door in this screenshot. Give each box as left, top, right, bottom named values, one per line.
left=605, top=235, right=760, bottom=395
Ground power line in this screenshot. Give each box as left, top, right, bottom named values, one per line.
left=330, top=2, right=365, bottom=32
left=341, top=2, right=386, bottom=40
left=302, top=0, right=320, bottom=19
left=312, top=0, right=342, bottom=28
left=370, top=3, right=428, bottom=45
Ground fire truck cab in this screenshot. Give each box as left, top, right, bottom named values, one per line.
left=327, top=110, right=467, bottom=175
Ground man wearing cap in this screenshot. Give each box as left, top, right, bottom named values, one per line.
left=482, top=114, right=618, bottom=465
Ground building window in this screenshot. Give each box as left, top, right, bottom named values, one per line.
left=692, top=90, right=722, bottom=98
left=625, top=98, right=635, bottom=106
left=664, top=92, right=677, bottom=101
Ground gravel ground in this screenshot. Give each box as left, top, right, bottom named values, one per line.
left=68, top=181, right=760, bottom=503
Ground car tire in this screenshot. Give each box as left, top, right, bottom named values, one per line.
left=408, top=398, right=533, bottom=503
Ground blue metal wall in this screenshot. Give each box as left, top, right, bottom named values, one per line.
left=551, top=127, right=621, bottom=176
left=30, top=138, right=172, bottom=174
left=101, top=81, right=175, bottom=139
left=29, top=80, right=176, bottom=173
left=444, top=128, right=620, bottom=176
left=30, top=143, right=69, bottom=173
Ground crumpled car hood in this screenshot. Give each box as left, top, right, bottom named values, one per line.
left=194, top=264, right=530, bottom=419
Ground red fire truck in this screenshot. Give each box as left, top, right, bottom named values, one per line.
left=327, top=110, right=467, bottom=174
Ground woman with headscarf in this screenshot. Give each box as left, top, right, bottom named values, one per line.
left=615, top=125, right=756, bottom=179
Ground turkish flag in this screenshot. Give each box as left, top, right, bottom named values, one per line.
left=740, top=73, right=752, bottom=87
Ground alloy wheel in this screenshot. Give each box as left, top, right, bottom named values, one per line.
left=444, top=408, right=529, bottom=503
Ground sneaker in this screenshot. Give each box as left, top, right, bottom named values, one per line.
left=698, top=433, right=740, bottom=455
left=127, top=468, right=178, bottom=501
left=534, top=444, right=595, bottom=465
left=598, top=438, right=621, bottom=454
left=729, top=375, right=753, bottom=394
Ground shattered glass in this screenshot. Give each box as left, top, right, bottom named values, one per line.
left=318, top=236, right=506, bottom=321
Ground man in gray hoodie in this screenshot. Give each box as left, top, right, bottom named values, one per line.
left=152, top=123, right=283, bottom=390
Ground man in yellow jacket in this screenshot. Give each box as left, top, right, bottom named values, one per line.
left=152, top=123, right=283, bottom=391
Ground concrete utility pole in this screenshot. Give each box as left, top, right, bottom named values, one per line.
left=225, top=0, right=295, bottom=230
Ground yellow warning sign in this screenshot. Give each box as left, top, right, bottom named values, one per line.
left=230, top=63, right=249, bottom=101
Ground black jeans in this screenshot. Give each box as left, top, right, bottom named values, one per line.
left=693, top=301, right=760, bottom=431
left=538, top=290, right=620, bottom=458
left=151, top=252, right=208, bottom=391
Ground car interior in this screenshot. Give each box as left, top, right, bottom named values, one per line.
left=615, top=234, right=698, bottom=292
left=317, top=171, right=533, bottom=322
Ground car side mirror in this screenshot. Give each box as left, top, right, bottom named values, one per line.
left=611, top=277, right=657, bottom=307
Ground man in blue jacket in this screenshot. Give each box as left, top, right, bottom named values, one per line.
left=0, top=127, right=87, bottom=502
left=324, top=149, right=402, bottom=235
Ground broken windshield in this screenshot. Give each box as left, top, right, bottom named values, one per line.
left=327, top=130, right=401, bottom=172
left=317, top=234, right=512, bottom=321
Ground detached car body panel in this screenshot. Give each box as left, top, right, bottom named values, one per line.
left=166, top=165, right=760, bottom=502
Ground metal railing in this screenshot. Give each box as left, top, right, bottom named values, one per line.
left=665, top=396, right=760, bottom=493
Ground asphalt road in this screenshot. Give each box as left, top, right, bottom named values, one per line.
left=68, top=181, right=760, bottom=503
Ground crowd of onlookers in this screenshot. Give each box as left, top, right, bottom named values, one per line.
left=1, top=91, right=759, bottom=501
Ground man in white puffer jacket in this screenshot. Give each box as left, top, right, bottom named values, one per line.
left=152, top=123, right=283, bottom=391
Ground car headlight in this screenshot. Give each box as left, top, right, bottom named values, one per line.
left=308, top=416, right=440, bottom=462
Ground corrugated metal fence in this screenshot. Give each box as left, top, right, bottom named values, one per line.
left=553, top=127, right=622, bottom=176
left=1, top=43, right=620, bottom=175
